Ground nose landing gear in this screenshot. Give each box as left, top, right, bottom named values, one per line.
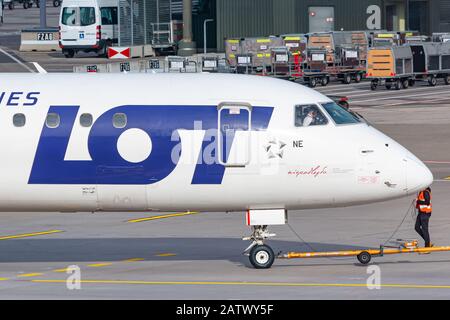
left=243, top=225, right=276, bottom=269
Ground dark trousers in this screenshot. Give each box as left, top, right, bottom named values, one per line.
left=415, top=213, right=431, bottom=247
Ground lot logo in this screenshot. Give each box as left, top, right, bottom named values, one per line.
left=367, top=5, right=381, bottom=30
left=29, top=105, right=273, bottom=185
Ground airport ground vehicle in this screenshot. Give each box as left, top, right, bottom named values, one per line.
left=0, top=73, right=432, bottom=269
left=59, top=0, right=118, bottom=58
left=367, top=46, right=414, bottom=90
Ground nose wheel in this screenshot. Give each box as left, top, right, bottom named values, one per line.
left=249, top=245, right=275, bottom=269
left=243, top=225, right=276, bottom=269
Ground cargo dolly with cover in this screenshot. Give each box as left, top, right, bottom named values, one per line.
left=410, top=42, right=450, bottom=86
left=367, top=46, right=415, bottom=90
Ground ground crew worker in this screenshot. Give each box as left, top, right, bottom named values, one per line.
left=415, top=187, right=433, bottom=248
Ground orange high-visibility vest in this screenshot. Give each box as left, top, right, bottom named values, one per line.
left=417, top=191, right=432, bottom=214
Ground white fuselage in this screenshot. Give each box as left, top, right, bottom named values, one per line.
left=0, top=73, right=432, bottom=212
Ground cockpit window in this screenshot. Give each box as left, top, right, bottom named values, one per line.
left=295, top=105, right=328, bottom=127
left=321, top=102, right=361, bottom=125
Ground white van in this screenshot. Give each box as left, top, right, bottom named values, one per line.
left=59, top=0, right=118, bottom=58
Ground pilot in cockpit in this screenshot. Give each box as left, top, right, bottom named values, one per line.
left=303, top=109, right=317, bottom=127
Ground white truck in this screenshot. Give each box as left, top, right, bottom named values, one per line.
left=59, top=0, right=118, bottom=58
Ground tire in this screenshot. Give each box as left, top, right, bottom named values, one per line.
left=409, top=79, right=416, bottom=87
left=402, top=79, right=409, bottom=89
left=445, top=75, right=450, bottom=85
left=249, top=245, right=275, bottom=269
left=428, top=76, right=437, bottom=87
left=23, top=2, right=28, bottom=9
left=385, top=83, right=392, bottom=90
left=343, top=74, right=352, bottom=84
left=63, top=49, right=75, bottom=58
left=309, top=78, right=317, bottom=88
left=355, top=73, right=362, bottom=83
left=357, top=251, right=372, bottom=265
left=394, top=79, right=402, bottom=90
left=321, top=77, right=329, bottom=86
left=8, top=2, right=14, bottom=10
left=53, top=0, right=61, bottom=7
left=370, top=81, right=378, bottom=91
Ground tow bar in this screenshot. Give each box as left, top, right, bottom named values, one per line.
left=277, top=239, right=450, bottom=265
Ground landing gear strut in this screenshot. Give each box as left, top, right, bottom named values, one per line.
left=243, top=225, right=276, bottom=269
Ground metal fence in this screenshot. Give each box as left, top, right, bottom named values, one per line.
left=118, top=0, right=172, bottom=47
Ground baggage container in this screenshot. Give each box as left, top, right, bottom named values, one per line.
left=302, top=48, right=330, bottom=88
left=270, top=47, right=290, bottom=78
left=240, top=36, right=283, bottom=70
left=367, top=46, right=414, bottom=90
left=432, top=33, right=450, bottom=43
left=224, top=38, right=241, bottom=67
left=307, top=32, right=366, bottom=84
left=282, top=34, right=307, bottom=62
left=372, top=32, right=400, bottom=47
left=410, top=42, right=450, bottom=86
left=281, top=34, right=307, bottom=79
left=351, top=31, right=369, bottom=63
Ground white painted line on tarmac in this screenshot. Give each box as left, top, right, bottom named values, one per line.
left=375, top=97, right=450, bottom=108
left=347, top=85, right=450, bottom=99
left=0, top=48, right=35, bottom=73
left=32, top=62, right=47, bottom=74
left=352, top=90, right=450, bottom=104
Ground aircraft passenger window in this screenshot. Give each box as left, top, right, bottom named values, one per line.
left=321, top=102, right=361, bottom=125
left=113, top=113, right=127, bottom=129
left=46, top=113, right=60, bottom=128
left=13, top=113, right=26, bottom=127
left=295, top=105, right=328, bottom=127
left=80, top=113, right=93, bottom=127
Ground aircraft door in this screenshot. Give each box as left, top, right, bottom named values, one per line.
left=218, top=103, right=251, bottom=167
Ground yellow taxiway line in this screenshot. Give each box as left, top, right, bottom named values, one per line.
left=0, top=230, right=64, bottom=241
left=87, top=263, right=113, bottom=268
left=28, top=279, right=450, bottom=290
left=0, top=278, right=9, bottom=281
left=155, top=253, right=177, bottom=257
left=127, top=211, right=199, bottom=223
left=122, top=258, right=145, bottom=262
left=17, top=273, right=44, bottom=278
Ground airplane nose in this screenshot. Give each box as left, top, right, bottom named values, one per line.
left=406, top=157, right=433, bottom=194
